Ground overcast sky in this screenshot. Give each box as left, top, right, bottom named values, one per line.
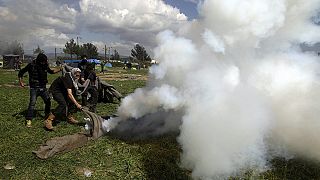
left=0, top=0, right=201, bottom=56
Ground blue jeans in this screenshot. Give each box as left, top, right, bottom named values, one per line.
left=26, top=87, right=51, bottom=120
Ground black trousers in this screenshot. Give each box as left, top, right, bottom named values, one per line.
left=81, top=86, right=98, bottom=112
left=52, top=91, right=76, bottom=118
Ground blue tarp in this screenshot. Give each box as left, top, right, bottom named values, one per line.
left=63, top=60, right=81, bottom=64
left=64, top=59, right=101, bottom=64
left=87, top=59, right=101, bottom=64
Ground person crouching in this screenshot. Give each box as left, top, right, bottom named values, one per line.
left=45, top=68, right=82, bottom=130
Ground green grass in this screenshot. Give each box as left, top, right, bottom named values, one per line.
left=0, top=68, right=189, bottom=179
left=0, top=70, right=21, bottom=85
left=1, top=68, right=320, bottom=179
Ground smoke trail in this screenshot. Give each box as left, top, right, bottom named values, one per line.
left=103, top=0, right=320, bottom=178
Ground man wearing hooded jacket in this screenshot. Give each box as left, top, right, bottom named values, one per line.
left=18, top=53, right=61, bottom=127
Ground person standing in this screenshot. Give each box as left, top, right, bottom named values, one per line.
left=81, top=63, right=98, bottom=112
left=18, top=53, right=61, bottom=127
left=78, top=55, right=88, bottom=71
left=100, top=61, right=105, bottom=74
left=45, top=68, right=82, bottom=130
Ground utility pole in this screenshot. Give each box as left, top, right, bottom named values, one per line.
left=76, top=36, right=82, bottom=46
left=76, top=36, right=81, bottom=59
left=22, top=43, right=24, bottom=61
left=108, top=47, right=111, bottom=62
left=104, top=44, right=107, bottom=62
left=142, top=50, right=144, bottom=62
left=54, top=47, right=57, bottom=61
left=62, top=48, right=66, bottom=58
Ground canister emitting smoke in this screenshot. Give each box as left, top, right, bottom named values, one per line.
left=103, top=0, right=320, bottom=178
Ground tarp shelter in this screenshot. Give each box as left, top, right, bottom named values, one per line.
left=3, top=54, right=20, bottom=69
left=63, top=59, right=101, bottom=68
left=63, top=60, right=81, bottom=68
left=87, top=59, right=101, bottom=64
left=63, top=60, right=81, bottom=64
left=0, top=60, right=3, bottom=68
left=104, top=62, right=112, bottom=67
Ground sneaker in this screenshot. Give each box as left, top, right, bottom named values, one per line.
left=26, top=120, right=32, bottom=128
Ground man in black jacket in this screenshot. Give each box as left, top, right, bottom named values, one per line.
left=18, top=53, right=61, bottom=127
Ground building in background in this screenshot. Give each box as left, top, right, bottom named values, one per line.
left=0, top=56, right=3, bottom=68
left=3, top=54, right=21, bottom=69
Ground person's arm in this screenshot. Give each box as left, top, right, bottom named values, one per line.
left=80, top=71, right=86, bottom=83
left=48, top=65, right=62, bottom=74
left=80, top=77, right=85, bottom=83
left=67, top=88, right=82, bottom=109
left=18, top=64, right=30, bottom=87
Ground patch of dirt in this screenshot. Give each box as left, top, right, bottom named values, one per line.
left=0, top=84, right=19, bottom=87
left=75, top=167, right=93, bottom=177
left=98, top=73, right=148, bottom=81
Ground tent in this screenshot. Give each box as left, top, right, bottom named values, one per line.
left=104, top=62, right=112, bottom=67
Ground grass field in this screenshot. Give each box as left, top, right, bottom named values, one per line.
left=1, top=67, right=320, bottom=179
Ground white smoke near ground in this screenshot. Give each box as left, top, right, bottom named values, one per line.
left=103, top=0, right=320, bottom=179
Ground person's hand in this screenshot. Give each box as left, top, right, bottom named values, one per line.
left=19, top=81, right=25, bottom=88
left=76, top=103, right=82, bottom=110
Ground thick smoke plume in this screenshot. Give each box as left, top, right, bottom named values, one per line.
left=103, top=0, right=320, bottom=178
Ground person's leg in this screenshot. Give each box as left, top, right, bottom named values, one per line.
left=53, top=92, right=68, bottom=118
left=66, top=99, right=79, bottom=124
left=45, top=91, right=67, bottom=130
left=88, top=86, right=98, bottom=112
left=81, top=92, right=88, bottom=107
left=39, top=88, right=51, bottom=117
left=25, top=88, right=37, bottom=127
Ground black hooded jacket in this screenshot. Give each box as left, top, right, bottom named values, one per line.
left=18, top=60, right=55, bottom=88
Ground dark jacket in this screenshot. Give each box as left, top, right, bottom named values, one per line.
left=18, top=61, right=55, bottom=88
left=49, top=74, right=76, bottom=94
left=78, top=59, right=88, bottom=71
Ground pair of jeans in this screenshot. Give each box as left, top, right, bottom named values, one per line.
left=26, top=87, right=51, bottom=120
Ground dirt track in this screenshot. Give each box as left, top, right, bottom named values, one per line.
left=98, top=73, right=148, bottom=81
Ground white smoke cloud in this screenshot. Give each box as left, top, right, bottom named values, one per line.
left=104, top=0, right=320, bottom=179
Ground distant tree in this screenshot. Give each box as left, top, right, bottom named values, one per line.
left=63, top=39, right=79, bottom=59
left=131, top=44, right=151, bottom=63
left=112, top=49, right=120, bottom=60
left=33, top=45, right=44, bottom=54
left=3, top=41, right=24, bottom=55
left=79, top=43, right=98, bottom=59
